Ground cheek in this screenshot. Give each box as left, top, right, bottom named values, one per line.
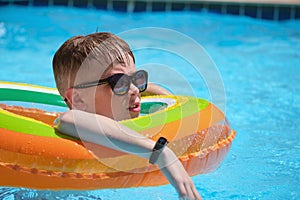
left=110, top=96, right=132, bottom=120
left=93, top=88, right=114, bottom=115
left=110, top=96, right=126, bottom=112
left=93, top=88, right=132, bottom=120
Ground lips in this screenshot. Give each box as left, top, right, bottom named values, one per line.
left=128, top=102, right=140, bottom=112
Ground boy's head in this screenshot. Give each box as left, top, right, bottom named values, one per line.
left=53, top=32, right=135, bottom=98
left=53, top=32, right=145, bottom=120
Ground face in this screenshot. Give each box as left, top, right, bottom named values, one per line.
left=74, top=55, right=142, bottom=121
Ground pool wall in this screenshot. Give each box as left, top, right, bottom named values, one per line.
left=0, top=0, right=300, bottom=20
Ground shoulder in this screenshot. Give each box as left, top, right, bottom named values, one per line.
left=142, top=83, right=172, bottom=96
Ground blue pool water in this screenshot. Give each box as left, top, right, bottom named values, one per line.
left=1, top=5, right=300, bottom=200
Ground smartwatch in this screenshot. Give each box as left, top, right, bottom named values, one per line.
left=149, top=137, right=168, bottom=164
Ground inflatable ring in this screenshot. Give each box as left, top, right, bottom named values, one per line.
left=0, top=81, right=236, bottom=190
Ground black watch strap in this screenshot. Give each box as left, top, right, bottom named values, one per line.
left=149, top=137, right=168, bottom=164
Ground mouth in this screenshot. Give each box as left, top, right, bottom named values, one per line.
left=128, top=103, right=140, bottom=112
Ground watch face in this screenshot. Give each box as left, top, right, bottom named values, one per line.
left=158, top=137, right=168, bottom=145
left=150, top=137, right=168, bottom=164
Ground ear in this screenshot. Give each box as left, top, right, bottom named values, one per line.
left=64, top=89, right=87, bottom=110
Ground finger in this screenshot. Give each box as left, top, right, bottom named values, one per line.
left=179, top=196, right=189, bottom=200
left=180, top=183, right=202, bottom=200
left=187, top=181, right=202, bottom=200
left=178, top=183, right=189, bottom=199
left=179, top=184, right=195, bottom=200
left=192, top=185, right=202, bottom=200
left=184, top=183, right=195, bottom=199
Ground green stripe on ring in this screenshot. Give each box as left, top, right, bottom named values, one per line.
left=0, top=88, right=66, bottom=107
left=121, top=96, right=209, bottom=131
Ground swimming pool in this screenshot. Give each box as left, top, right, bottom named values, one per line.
left=1, top=5, right=300, bottom=200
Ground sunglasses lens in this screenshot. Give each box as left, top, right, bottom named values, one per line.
left=133, top=71, right=148, bottom=92
left=113, top=75, right=130, bottom=95
left=110, top=70, right=148, bottom=96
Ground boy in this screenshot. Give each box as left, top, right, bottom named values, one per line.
left=53, top=32, right=201, bottom=199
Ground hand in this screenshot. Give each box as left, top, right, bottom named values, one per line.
left=157, top=148, right=202, bottom=200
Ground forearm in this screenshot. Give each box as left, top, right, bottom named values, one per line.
left=57, top=109, right=155, bottom=159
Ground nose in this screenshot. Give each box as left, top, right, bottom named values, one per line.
left=128, top=82, right=139, bottom=96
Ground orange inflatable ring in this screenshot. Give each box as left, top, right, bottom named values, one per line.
left=0, top=81, right=236, bottom=190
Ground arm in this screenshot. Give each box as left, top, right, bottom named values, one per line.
left=56, top=110, right=201, bottom=199
left=142, top=82, right=172, bottom=96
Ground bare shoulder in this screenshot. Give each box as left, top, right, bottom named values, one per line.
left=142, top=83, right=172, bottom=96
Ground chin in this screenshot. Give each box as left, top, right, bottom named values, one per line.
left=130, top=113, right=139, bottom=119
left=112, top=110, right=140, bottom=121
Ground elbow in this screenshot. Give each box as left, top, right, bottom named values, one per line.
left=56, top=110, right=79, bottom=137
left=59, top=110, right=75, bottom=125
left=59, top=109, right=86, bottom=124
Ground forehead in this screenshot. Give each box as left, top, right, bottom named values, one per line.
left=75, top=53, right=136, bottom=84
left=103, top=55, right=136, bottom=78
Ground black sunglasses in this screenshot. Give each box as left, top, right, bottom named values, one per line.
left=71, top=70, right=148, bottom=96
